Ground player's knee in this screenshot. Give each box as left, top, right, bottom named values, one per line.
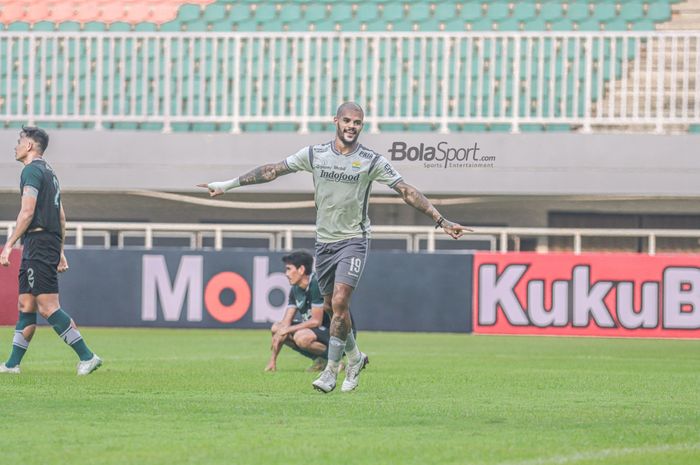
left=331, top=294, right=350, bottom=313
left=293, top=331, right=314, bottom=348
left=270, top=322, right=281, bottom=335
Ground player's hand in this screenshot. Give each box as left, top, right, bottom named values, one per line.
left=442, top=220, right=474, bottom=240
left=0, top=246, right=11, bottom=267
left=196, top=183, right=224, bottom=198
left=264, top=360, right=276, bottom=372
left=57, top=252, right=69, bottom=273
left=277, top=327, right=290, bottom=338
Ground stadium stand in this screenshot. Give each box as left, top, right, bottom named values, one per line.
left=0, top=0, right=695, bottom=134
left=0, top=0, right=682, bottom=32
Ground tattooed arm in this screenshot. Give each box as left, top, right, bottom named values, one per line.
left=392, top=180, right=472, bottom=239
left=197, top=161, right=293, bottom=197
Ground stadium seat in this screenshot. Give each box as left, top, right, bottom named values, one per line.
left=647, top=3, right=672, bottom=21
left=460, top=3, right=483, bottom=21
left=566, top=3, right=590, bottom=22
left=407, top=3, right=431, bottom=22
left=513, top=3, right=536, bottom=21
left=382, top=2, right=404, bottom=22
left=486, top=2, right=510, bottom=21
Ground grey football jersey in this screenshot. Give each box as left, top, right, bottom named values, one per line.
left=285, top=141, right=403, bottom=243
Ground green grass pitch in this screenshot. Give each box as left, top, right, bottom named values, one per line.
left=0, top=327, right=698, bottom=465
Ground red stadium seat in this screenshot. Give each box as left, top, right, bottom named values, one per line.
left=0, top=0, right=214, bottom=26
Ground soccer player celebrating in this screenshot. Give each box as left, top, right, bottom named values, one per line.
left=0, top=126, right=102, bottom=375
left=265, top=250, right=359, bottom=373
left=199, top=102, right=470, bottom=393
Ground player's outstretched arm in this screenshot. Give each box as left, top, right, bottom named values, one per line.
left=197, top=161, right=293, bottom=197
left=392, top=180, right=473, bottom=240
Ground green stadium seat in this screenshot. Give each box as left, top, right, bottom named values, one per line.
left=647, top=3, right=671, bottom=21
left=253, top=4, right=277, bottom=22
left=497, top=17, right=521, bottom=31
left=523, top=17, right=547, bottom=31
left=604, top=18, right=629, bottom=31
left=32, top=21, right=55, bottom=31
left=211, top=20, right=233, bottom=31
left=280, top=4, right=303, bottom=22
left=592, top=3, right=617, bottom=22
left=84, top=22, right=107, bottom=31
left=566, top=3, right=590, bottom=21
left=470, top=17, right=493, bottom=31
left=356, top=4, right=379, bottom=22
left=433, top=3, right=457, bottom=21
left=304, top=4, right=327, bottom=22
left=540, top=3, right=563, bottom=21
left=108, top=22, right=132, bottom=32
left=382, top=3, right=404, bottom=22
left=550, top=18, right=574, bottom=31
left=630, top=18, right=655, bottom=30
left=159, top=21, right=182, bottom=32
left=7, top=21, right=30, bottom=31
left=513, top=3, right=536, bottom=21
left=203, top=3, right=228, bottom=22
left=134, top=22, right=158, bottom=31
left=620, top=1, right=645, bottom=20
left=487, top=2, right=510, bottom=21
left=443, top=18, right=466, bottom=31
left=576, top=18, right=601, bottom=31
left=407, top=3, right=430, bottom=21
left=177, top=4, right=202, bottom=22
left=230, top=4, right=251, bottom=21
left=235, top=20, right=257, bottom=31
left=365, top=19, right=388, bottom=31
left=460, top=3, right=483, bottom=21
left=184, top=19, right=209, bottom=31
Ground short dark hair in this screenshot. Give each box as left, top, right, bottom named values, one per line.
left=21, top=126, right=49, bottom=154
left=282, top=250, right=313, bottom=275
left=335, top=101, right=364, bottom=119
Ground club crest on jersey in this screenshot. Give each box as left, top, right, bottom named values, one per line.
left=351, top=161, right=361, bottom=170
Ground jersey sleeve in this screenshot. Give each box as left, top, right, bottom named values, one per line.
left=284, top=146, right=313, bottom=173
left=309, top=276, right=324, bottom=307
left=370, top=155, right=403, bottom=188
left=20, top=164, right=43, bottom=191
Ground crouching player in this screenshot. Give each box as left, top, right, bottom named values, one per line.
left=265, top=250, right=356, bottom=373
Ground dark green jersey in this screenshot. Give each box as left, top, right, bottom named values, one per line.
left=20, top=159, right=62, bottom=239
left=287, top=274, right=330, bottom=326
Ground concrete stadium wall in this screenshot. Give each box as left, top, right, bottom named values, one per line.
left=1, top=130, right=700, bottom=197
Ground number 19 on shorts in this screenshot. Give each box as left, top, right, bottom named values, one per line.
left=349, top=257, right=362, bottom=274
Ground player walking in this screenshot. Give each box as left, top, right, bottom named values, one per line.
left=0, top=127, right=102, bottom=375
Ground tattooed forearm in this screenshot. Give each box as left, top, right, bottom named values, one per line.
left=239, top=162, right=292, bottom=186
left=394, top=181, right=440, bottom=221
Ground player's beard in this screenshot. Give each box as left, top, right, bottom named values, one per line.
left=336, top=125, right=359, bottom=146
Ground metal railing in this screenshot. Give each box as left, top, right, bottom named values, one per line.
left=3, top=221, right=700, bottom=254
left=1, top=31, right=699, bottom=133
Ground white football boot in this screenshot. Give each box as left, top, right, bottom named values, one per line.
left=341, top=353, right=369, bottom=392
left=77, top=355, right=102, bottom=376
left=0, top=363, right=20, bottom=374
left=312, top=368, right=338, bottom=393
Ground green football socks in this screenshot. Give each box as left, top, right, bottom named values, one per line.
left=6, top=312, right=37, bottom=368
left=47, top=309, right=94, bottom=361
